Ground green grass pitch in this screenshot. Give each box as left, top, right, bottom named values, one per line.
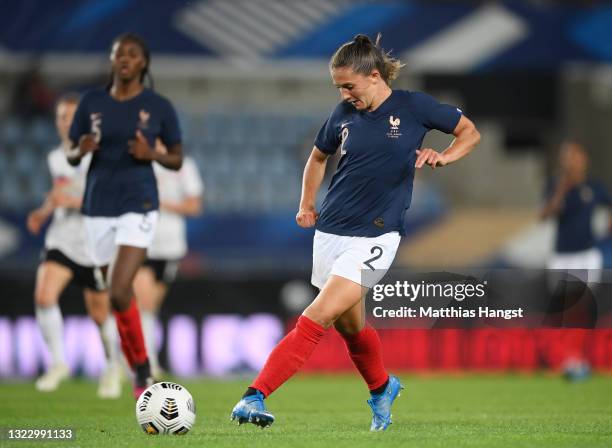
left=1, top=374, right=612, bottom=447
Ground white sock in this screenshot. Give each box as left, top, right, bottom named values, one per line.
left=35, top=304, right=65, bottom=367
left=140, top=310, right=159, bottom=371
left=99, top=316, right=120, bottom=367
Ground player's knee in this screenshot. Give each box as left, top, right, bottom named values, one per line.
left=34, top=290, right=58, bottom=307
left=334, top=320, right=363, bottom=336
left=86, top=300, right=108, bottom=325
left=89, top=307, right=107, bottom=326
left=303, top=305, right=339, bottom=329
left=109, top=292, right=131, bottom=312
left=110, top=297, right=130, bottom=312
left=135, top=291, right=155, bottom=311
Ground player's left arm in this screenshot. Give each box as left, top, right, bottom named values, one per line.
left=415, top=115, right=481, bottom=169
left=151, top=142, right=183, bottom=171
left=160, top=157, right=203, bottom=215
left=161, top=196, right=203, bottom=216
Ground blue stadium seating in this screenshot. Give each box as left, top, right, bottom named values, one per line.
left=0, top=112, right=321, bottom=212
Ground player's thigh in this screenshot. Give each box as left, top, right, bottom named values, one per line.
left=83, top=288, right=110, bottom=325
left=303, top=274, right=367, bottom=328
left=133, top=265, right=158, bottom=311
left=154, top=282, right=168, bottom=309
left=35, top=260, right=73, bottom=306
left=154, top=260, right=177, bottom=307
left=333, top=299, right=366, bottom=335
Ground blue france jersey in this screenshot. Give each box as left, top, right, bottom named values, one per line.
left=314, top=90, right=461, bottom=237
left=69, top=88, right=181, bottom=217
left=548, top=179, right=611, bottom=253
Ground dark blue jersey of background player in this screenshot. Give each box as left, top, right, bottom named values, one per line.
left=541, top=141, right=611, bottom=253
left=314, top=90, right=461, bottom=237
left=68, top=40, right=182, bottom=217
left=69, top=88, right=181, bottom=217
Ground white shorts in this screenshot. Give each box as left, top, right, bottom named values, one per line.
left=311, top=230, right=401, bottom=289
left=547, top=247, right=603, bottom=284
left=83, top=212, right=159, bottom=267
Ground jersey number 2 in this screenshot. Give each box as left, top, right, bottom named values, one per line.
left=364, top=246, right=383, bottom=271
left=340, top=127, right=349, bottom=156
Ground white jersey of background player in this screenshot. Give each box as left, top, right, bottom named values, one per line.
left=149, top=155, right=204, bottom=261
left=134, top=146, right=204, bottom=377
left=45, top=149, right=93, bottom=266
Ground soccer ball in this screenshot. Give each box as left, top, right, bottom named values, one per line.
left=135, top=382, right=196, bottom=435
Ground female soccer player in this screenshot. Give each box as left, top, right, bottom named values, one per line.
left=541, top=141, right=610, bottom=282
left=133, top=140, right=204, bottom=377
left=28, top=93, right=121, bottom=398
left=66, top=33, right=183, bottom=398
left=231, top=34, right=480, bottom=431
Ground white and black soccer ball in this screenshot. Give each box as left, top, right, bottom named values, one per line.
left=135, top=382, right=196, bottom=435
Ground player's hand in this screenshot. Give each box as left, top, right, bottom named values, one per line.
left=555, top=175, right=573, bottom=194
left=415, top=148, right=448, bottom=170
left=128, top=130, right=155, bottom=161
left=160, top=200, right=179, bottom=213
left=48, top=188, right=74, bottom=208
left=296, top=207, right=319, bottom=228
left=26, top=210, right=45, bottom=235
left=78, top=134, right=99, bottom=155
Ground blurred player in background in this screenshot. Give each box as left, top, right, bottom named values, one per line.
left=27, top=93, right=121, bottom=398
left=133, top=140, right=203, bottom=377
left=231, top=34, right=480, bottom=431
left=66, top=33, right=183, bottom=398
left=541, top=140, right=611, bottom=282
left=541, top=140, right=610, bottom=380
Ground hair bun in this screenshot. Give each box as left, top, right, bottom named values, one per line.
left=353, top=34, right=372, bottom=45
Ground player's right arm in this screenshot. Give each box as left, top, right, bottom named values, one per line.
left=26, top=195, right=54, bottom=235
left=298, top=103, right=344, bottom=228
left=66, top=92, right=98, bottom=166
left=66, top=134, right=98, bottom=166
left=540, top=177, right=569, bottom=219
left=296, top=147, right=329, bottom=228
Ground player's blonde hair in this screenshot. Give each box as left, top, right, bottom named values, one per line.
left=330, top=33, right=404, bottom=84
left=55, top=92, right=80, bottom=108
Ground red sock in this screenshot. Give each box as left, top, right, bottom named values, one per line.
left=340, top=326, right=388, bottom=391
left=113, top=299, right=148, bottom=369
left=251, top=315, right=326, bottom=397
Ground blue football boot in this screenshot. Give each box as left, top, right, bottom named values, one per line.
left=230, top=390, right=275, bottom=428
left=367, top=375, right=403, bottom=431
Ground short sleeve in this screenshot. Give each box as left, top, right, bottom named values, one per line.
left=47, top=150, right=62, bottom=179
left=180, top=157, right=204, bottom=197
left=409, top=91, right=462, bottom=134
left=68, top=93, right=90, bottom=146
left=314, top=102, right=347, bottom=155
left=159, top=99, right=182, bottom=147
